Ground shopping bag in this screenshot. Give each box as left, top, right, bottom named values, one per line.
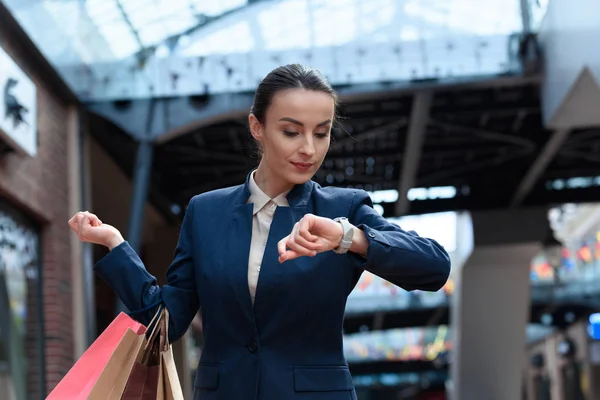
left=46, top=312, right=147, bottom=400
left=122, top=307, right=184, bottom=400
left=160, top=310, right=185, bottom=400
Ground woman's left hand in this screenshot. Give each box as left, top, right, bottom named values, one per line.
left=277, top=214, right=343, bottom=263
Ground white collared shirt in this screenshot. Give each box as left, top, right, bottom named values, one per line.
left=246, top=171, right=290, bottom=303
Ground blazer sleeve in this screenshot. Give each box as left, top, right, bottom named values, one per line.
left=347, top=190, right=451, bottom=292
left=94, top=196, right=199, bottom=343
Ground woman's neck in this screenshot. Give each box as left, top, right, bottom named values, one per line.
left=253, top=164, right=294, bottom=199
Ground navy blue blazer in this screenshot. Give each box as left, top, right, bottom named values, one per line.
left=95, top=176, right=450, bottom=400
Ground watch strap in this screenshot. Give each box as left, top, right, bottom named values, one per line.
left=333, top=217, right=354, bottom=254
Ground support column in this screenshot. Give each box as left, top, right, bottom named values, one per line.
left=450, top=208, right=549, bottom=400
left=395, top=91, right=432, bottom=215
left=68, top=105, right=95, bottom=354
left=126, top=140, right=154, bottom=253
left=116, top=100, right=156, bottom=314
left=114, top=139, right=154, bottom=315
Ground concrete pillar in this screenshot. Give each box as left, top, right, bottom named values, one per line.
left=450, top=208, right=549, bottom=400
left=67, top=106, right=92, bottom=358
left=539, top=0, right=600, bottom=129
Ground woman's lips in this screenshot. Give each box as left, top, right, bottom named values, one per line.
left=291, top=162, right=313, bottom=171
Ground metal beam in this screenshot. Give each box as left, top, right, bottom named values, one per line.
left=395, top=91, right=433, bottom=215
left=115, top=0, right=144, bottom=51
left=127, top=140, right=154, bottom=253
left=510, top=129, right=571, bottom=207
left=430, top=119, right=536, bottom=150
left=85, top=75, right=540, bottom=144
left=520, top=0, right=532, bottom=33
left=331, top=119, right=408, bottom=149
left=115, top=100, right=156, bottom=315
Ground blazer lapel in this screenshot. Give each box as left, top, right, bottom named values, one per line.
left=223, top=180, right=255, bottom=321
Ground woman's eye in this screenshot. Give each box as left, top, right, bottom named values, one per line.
left=283, top=131, right=299, bottom=137
left=315, top=133, right=329, bottom=139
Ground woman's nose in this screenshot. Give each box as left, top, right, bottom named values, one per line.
left=300, top=138, right=316, bottom=156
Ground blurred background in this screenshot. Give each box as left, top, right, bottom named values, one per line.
left=0, top=0, right=599, bottom=398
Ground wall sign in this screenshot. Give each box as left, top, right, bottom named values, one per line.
left=0, top=46, right=37, bottom=157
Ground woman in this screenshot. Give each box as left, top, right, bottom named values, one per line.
left=69, top=64, right=451, bottom=400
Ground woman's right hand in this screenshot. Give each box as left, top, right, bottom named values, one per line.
left=68, top=211, right=124, bottom=250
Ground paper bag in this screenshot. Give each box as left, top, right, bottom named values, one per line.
left=122, top=307, right=184, bottom=400
left=46, top=313, right=146, bottom=400
left=161, top=346, right=185, bottom=400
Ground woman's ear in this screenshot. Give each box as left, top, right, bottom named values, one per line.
left=248, top=114, right=263, bottom=142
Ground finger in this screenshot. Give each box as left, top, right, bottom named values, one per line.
left=285, top=236, right=316, bottom=258
left=278, top=236, right=315, bottom=262
left=292, top=232, right=322, bottom=251
left=68, top=214, right=83, bottom=232
left=78, top=214, right=92, bottom=235
left=279, top=249, right=301, bottom=263
left=69, top=212, right=84, bottom=225
left=277, top=236, right=289, bottom=258
left=297, top=217, right=320, bottom=242
left=86, top=213, right=102, bottom=227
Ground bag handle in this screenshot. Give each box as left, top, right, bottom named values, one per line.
left=159, top=308, right=170, bottom=352
left=146, top=304, right=164, bottom=335
left=145, top=306, right=171, bottom=351
left=139, top=306, right=165, bottom=365
left=145, top=309, right=165, bottom=350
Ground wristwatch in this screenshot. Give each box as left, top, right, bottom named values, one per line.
left=333, top=217, right=354, bottom=254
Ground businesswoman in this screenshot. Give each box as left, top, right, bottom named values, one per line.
left=69, top=64, right=451, bottom=400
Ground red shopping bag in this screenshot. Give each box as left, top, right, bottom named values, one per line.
left=46, top=312, right=147, bottom=400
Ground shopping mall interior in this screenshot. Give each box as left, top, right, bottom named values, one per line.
left=1, top=0, right=600, bottom=399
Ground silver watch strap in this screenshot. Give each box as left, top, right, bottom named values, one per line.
left=333, top=217, right=354, bottom=254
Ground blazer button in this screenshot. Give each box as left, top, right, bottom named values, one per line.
left=368, top=231, right=376, bottom=238
left=248, top=341, right=258, bottom=353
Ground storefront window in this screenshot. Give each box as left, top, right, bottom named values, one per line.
left=0, top=200, right=43, bottom=400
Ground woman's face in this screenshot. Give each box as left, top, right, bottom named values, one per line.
left=250, top=88, right=334, bottom=187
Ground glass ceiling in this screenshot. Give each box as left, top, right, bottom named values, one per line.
left=2, top=0, right=548, bottom=100
left=84, top=0, right=249, bottom=59
left=3, top=0, right=253, bottom=62
left=175, top=0, right=524, bottom=57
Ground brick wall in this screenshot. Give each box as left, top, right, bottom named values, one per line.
left=0, top=21, right=75, bottom=397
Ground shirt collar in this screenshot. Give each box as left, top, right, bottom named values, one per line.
left=248, top=170, right=290, bottom=215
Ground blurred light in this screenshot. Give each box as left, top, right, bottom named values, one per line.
left=541, top=313, right=553, bottom=326
left=590, top=313, right=600, bottom=324
left=546, top=176, right=600, bottom=191
left=170, top=204, right=182, bottom=215
left=408, top=186, right=457, bottom=201
left=366, top=189, right=398, bottom=203
left=155, top=44, right=171, bottom=58
left=178, top=34, right=191, bottom=47
left=589, top=313, right=600, bottom=340
left=557, top=337, right=576, bottom=357
left=388, top=212, right=457, bottom=252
